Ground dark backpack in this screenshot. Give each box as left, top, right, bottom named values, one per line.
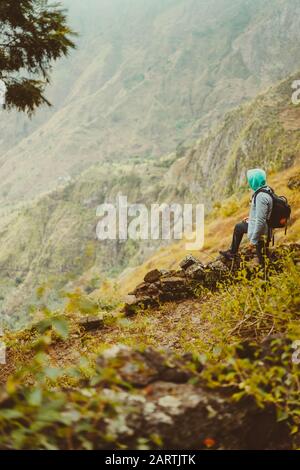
left=253, top=187, right=291, bottom=232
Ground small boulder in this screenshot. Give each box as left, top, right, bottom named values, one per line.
left=160, top=269, right=170, bottom=276
left=185, top=262, right=206, bottom=280
left=79, top=316, right=104, bottom=331
left=207, top=259, right=230, bottom=273
left=144, top=269, right=162, bottom=283
left=159, top=277, right=192, bottom=301
left=124, top=295, right=159, bottom=316
left=124, top=294, right=138, bottom=304
left=160, top=277, right=186, bottom=290
left=96, top=345, right=194, bottom=388
left=131, top=282, right=160, bottom=297
left=180, top=255, right=199, bottom=270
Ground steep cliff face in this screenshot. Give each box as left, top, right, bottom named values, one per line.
left=162, top=73, right=300, bottom=208
left=0, top=159, right=169, bottom=324
left=1, top=0, right=300, bottom=205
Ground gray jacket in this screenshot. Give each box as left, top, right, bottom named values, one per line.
left=247, top=186, right=273, bottom=245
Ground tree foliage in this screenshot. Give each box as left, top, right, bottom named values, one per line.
left=0, top=0, right=76, bottom=114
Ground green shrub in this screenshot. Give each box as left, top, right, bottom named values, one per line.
left=0, top=255, right=299, bottom=449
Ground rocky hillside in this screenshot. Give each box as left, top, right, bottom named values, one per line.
left=123, top=244, right=300, bottom=315
left=161, top=73, right=300, bottom=208
left=1, top=241, right=299, bottom=449
left=119, top=160, right=300, bottom=296
left=2, top=0, right=300, bottom=205
left=0, top=159, right=168, bottom=326
left=1, top=135, right=300, bottom=450
left=1, top=72, right=300, bottom=325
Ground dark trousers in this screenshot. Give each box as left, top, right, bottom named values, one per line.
left=230, top=221, right=269, bottom=266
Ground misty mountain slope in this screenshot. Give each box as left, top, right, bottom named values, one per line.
left=1, top=0, right=300, bottom=205
left=0, top=72, right=300, bottom=324
left=162, top=73, right=300, bottom=207
left=0, top=159, right=169, bottom=325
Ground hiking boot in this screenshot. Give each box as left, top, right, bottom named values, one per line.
left=219, top=250, right=236, bottom=261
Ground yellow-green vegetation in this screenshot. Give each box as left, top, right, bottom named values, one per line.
left=202, top=260, right=300, bottom=435
left=0, top=250, right=299, bottom=449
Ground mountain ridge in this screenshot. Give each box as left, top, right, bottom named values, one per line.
left=2, top=0, right=300, bottom=206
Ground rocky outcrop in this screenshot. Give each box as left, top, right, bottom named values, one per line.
left=124, top=254, right=228, bottom=315
left=93, top=344, right=291, bottom=450
left=96, top=345, right=199, bottom=387
left=124, top=244, right=300, bottom=315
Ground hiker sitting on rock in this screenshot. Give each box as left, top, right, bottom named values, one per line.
left=220, top=168, right=273, bottom=266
